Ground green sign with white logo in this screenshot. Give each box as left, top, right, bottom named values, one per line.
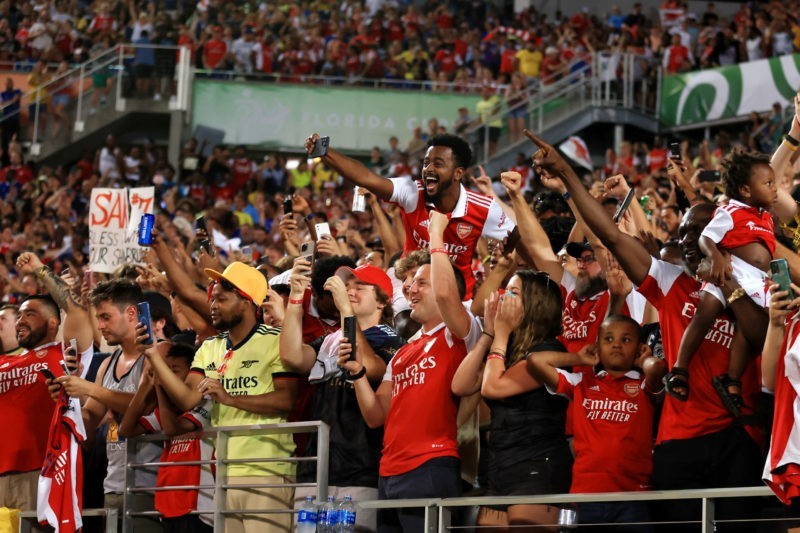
left=660, top=54, right=800, bottom=127
left=191, top=80, right=481, bottom=152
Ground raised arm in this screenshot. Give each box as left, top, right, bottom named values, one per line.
left=527, top=344, right=599, bottom=390
left=500, top=171, right=563, bottom=282
left=525, top=130, right=653, bottom=285
left=428, top=211, right=473, bottom=339
left=279, top=258, right=317, bottom=373
left=119, top=368, right=156, bottom=438
left=304, top=133, right=394, bottom=200
left=762, top=283, right=800, bottom=391
left=150, top=228, right=209, bottom=317
left=338, top=341, right=392, bottom=428
left=16, top=252, right=93, bottom=353
left=454, top=293, right=498, bottom=396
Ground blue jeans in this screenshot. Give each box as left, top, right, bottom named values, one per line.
left=577, top=501, right=653, bottom=533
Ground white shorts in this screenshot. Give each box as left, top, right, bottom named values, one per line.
left=702, top=255, right=770, bottom=308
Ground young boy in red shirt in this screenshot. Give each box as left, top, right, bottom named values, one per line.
left=528, top=315, right=665, bottom=531
left=120, top=342, right=214, bottom=532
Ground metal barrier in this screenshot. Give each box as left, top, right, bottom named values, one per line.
left=356, top=486, right=784, bottom=532
left=19, top=507, right=119, bottom=532
left=124, top=420, right=329, bottom=533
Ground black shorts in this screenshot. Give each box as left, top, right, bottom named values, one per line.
left=488, top=126, right=501, bottom=143
left=487, top=443, right=573, bottom=501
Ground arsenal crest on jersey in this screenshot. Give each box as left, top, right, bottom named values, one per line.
left=624, top=383, right=640, bottom=397
left=456, top=223, right=473, bottom=239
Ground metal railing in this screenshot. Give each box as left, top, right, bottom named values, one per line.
left=448, top=52, right=657, bottom=167
left=124, top=420, right=330, bottom=533
left=357, top=486, right=784, bottom=532
left=0, top=43, right=192, bottom=160
left=19, top=507, right=119, bottom=532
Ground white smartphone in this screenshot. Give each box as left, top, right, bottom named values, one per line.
left=315, top=222, right=331, bottom=238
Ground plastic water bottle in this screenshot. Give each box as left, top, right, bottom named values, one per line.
left=320, top=496, right=338, bottom=533
left=296, top=496, right=317, bottom=533
left=338, top=495, right=356, bottom=532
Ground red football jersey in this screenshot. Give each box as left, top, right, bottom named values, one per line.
left=637, top=259, right=758, bottom=443
left=702, top=199, right=776, bottom=257
left=389, top=178, right=514, bottom=299
left=554, top=369, right=655, bottom=493
left=0, top=342, right=67, bottom=474
left=380, top=320, right=480, bottom=477
left=140, top=401, right=214, bottom=521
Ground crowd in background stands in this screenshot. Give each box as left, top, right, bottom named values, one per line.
left=0, top=0, right=799, bottom=89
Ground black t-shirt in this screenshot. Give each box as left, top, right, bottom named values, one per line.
left=486, top=338, right=570, bottom=471
left=298, top=324, right=404, bottom=487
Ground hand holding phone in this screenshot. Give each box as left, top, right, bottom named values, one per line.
left=300, top=241, right=315, bottom=266
left=669, top=142, right=682, bottom=160
left=309, top=136, right=330, bottom=158
left=196, top=216, right=214, bottom=256
left=137, top=302, right=155, bottom=345
left=315, top=222, right=331, bottom=239
left=771, top=259, right=795, bottom=299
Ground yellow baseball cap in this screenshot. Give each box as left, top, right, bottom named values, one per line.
left=205, top=262, right=268, bottom=305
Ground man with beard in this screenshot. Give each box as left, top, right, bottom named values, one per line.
left=500, top=171, right=644, bottom=353
left=52, top=278, right=162, bottom=532
left=0, top=295, right=66, bottom=511
left=145, top=262, right=300, bottom=533
left=304, top=132, right=514, bottom=299
left=526, top=130, right=766, bottom=532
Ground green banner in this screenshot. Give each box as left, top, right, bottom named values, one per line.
left=191, top=80, right=481, bottom=152
left=660, top=54, right=800, bottom=127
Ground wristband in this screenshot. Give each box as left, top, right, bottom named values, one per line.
left=304, top=212, right=316, bottom=221
left=562, top=191, right=571, bottom=200
left=482, top=331, right=494, bottom=340
left=347, top=366, right=367, bottom=380
left=430, top=247, right=449, bottom=255
left=783, top=138, right=798, bottom=152
left=785, top=134, right=800, bottom=147
left=36, top=265, right=50, bottom=280
left=288, top=298, right=304, bottom=305
left=487, top=353, right=506, bottom=362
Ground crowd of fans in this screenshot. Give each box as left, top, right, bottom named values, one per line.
left=1, top=0, right=799, bottom=95
left=4, top=2, right=800, bottom=533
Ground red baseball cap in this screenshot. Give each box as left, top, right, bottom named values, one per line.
left=335, top=265, right=393, bottom=298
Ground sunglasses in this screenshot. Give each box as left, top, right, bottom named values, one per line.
left=207, top=278, right=253, bottom=304
left=576, top=255, right=596, bottom=265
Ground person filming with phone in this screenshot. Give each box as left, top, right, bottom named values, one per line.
left=280, top=257, right=403, bottom=532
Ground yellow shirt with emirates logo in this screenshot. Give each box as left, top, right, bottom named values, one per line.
left=191, top=324, right=296, bottom=477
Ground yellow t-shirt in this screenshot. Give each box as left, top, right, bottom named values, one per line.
left=191, top=325, right=296, bottom=477
left=516, top=49, right=543, bottom=78
left=476, top=95, right=503, bottom=128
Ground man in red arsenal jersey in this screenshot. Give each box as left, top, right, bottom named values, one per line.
left=340, top=211, right=482, bottom=532
left=305, top=132, right=514, bottom=299
left=528, top=131, right=765, bottom=532
left=0, top=295, right=63, bottom=511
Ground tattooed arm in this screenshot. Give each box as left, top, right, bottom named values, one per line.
left=16, top=252, right=94, bottom=353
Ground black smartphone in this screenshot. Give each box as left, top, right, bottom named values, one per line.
left=309, top=136, right=330, bottom=158
left=40, top=364, right=57, bottom=381
left=771, top=259, right=795, bottom=299
left=137, top=302, right=155, bottom=345
left=613, top=188, right=636, bottom=223
left=283, top=197, right=293, bottom=216
left=343, top=315, right=357, bottom=362
left=196, top=216, right=214, bottom=256
left=502, top=227, right=521, bottom=255
left=669, top=142, right=682, bottom=160
left=698, top=170, right=721, bottom=183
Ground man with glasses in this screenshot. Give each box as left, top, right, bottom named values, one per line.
left=500, top=173, right=644, bottom=354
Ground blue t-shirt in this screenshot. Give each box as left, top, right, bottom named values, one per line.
left=1, top=88, right=22, bottom=118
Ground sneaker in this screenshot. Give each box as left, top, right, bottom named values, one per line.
left=100, top=96, right=108, bottom=106
left=153, top=93, right=162, bottom=101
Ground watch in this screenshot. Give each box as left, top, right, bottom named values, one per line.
left=726, top=287, right=746, bottom=305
